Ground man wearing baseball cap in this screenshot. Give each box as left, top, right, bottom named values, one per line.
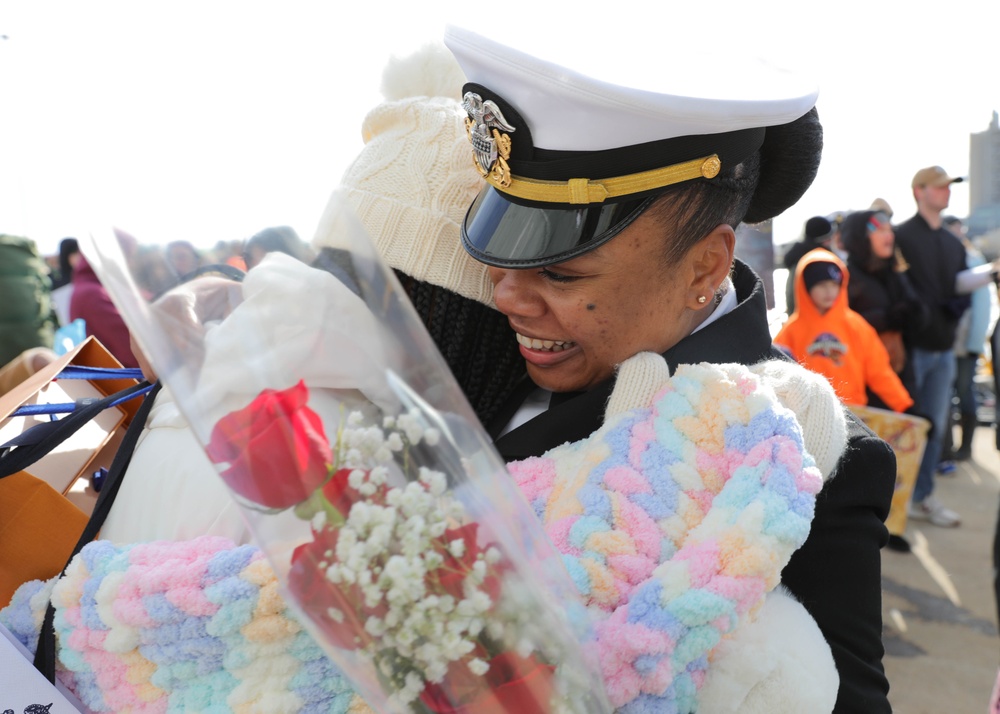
left=894, top=166, right=967, bottom=527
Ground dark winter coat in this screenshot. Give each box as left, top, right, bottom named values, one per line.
left=0, top=234, right=56, bottom=366
left=894, top=213, right=969, bottom=351
left=488, top=259, right=895, bottom=714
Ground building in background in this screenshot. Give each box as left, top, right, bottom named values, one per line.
left=735, top=220, right=776, bottom=309
left=968, top=111, right=1000, bottom=255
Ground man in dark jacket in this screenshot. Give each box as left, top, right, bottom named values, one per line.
left=894, top=165, right=967, bottom=527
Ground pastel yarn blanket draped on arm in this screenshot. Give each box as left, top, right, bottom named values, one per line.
left=508, top=362, right=826, bottom=712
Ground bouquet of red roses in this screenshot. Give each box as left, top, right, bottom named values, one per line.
left=80, top=193, right=611, bottom=714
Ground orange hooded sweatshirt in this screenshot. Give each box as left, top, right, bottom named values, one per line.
left=775, top=249, right=913, bottom=412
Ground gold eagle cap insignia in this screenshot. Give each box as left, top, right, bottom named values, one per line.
left=462, top=92, right=516, bottom=188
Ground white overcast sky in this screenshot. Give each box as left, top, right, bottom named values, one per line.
left=1, top=0, right=997, bottom=256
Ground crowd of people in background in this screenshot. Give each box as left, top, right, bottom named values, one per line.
left=6, top=165, right=999, bottom=537
left=6, top=164, right=998, bottom=544
left=778, top=168, right=1000, bottom=708
left=0, top=226, right=313, bottom=392
left=0, top=152, right=998, bottom=709
left=778, top=166, right=1000, bottom=550
left=3, top=20, right=1000, bottom=709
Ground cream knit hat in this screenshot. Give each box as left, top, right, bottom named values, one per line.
left=316, top=43, right=493, bottom=306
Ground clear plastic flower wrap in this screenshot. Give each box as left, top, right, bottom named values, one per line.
left=78, top=191, right=612, bottom=714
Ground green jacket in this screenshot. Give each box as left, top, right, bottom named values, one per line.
left=0, top=234, right=56, bottom=366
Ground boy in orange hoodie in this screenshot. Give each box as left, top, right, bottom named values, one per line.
left=775, top=248, right=914, bottom=412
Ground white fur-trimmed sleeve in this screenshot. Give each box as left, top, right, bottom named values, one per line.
left=697, top=586, right=839, bottom=714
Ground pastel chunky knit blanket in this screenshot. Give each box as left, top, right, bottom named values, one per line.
left=1, top=360, right=827, bottom=713
left=1, top=537, right=368, bottom=714
left=507, top=361, right=825, bottom=711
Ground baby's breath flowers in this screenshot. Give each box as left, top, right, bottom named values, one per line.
left=281, top=405, right=555, bottom=711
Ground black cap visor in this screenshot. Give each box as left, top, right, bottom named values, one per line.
left=461, top=186, right=654, bottom=268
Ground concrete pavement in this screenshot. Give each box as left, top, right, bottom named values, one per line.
left=882, top=423, right=1000, bottom=713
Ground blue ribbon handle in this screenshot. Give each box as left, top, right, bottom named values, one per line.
left=9, top=367, right=149, bottom=419
left=55, top=366, right=145, bottom=380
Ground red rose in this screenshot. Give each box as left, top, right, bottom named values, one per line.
left=436, top=523, right=502, bottom=603
left=419, top=652, right=556, bottom=714
left=206, top=380, right=332, bottom=509
left=287, top=528, right=372, bottom=651
left=322, top=468, right=353, bottom=515
left=322, top=468, right=366, bottom=516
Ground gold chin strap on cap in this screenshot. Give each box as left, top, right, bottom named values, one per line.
left=485, top=155, right=722, bottom=205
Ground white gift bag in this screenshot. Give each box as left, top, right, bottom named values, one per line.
left=0, top=622, right=88, bottom=713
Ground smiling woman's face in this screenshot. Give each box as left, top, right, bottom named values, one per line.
left=487, top=209, right=732, bottom=392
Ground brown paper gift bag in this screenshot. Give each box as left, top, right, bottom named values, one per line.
left=0, top=336, right=144, bottom=607
left=0, top=336, right=140, bottom=516
left=0, top=471, right=89, bottom=607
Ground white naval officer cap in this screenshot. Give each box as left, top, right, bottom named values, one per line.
left=444, top=24, right=821, bottom=269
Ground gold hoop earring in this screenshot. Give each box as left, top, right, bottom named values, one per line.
left=697, top=295, right=707, bottom=304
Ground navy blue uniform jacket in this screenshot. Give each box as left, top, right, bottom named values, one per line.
left=487, top=260, right=896, bottom=714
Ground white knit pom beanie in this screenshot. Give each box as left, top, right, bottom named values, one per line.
left=316, top=43, right=493, bottom=306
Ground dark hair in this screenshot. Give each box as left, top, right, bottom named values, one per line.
left=804, top=215, right=834, bottom=243
left=54, top=237, right=80, bottom=288
left=840, top=210, right=890, bottom=273
left=164, top=239, right=202, bottom=276
left=646, top=107, right=823, bottom=265
left=166, top=239, right=200, bottom=257
left=245, top=226, right=307, bottom=262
